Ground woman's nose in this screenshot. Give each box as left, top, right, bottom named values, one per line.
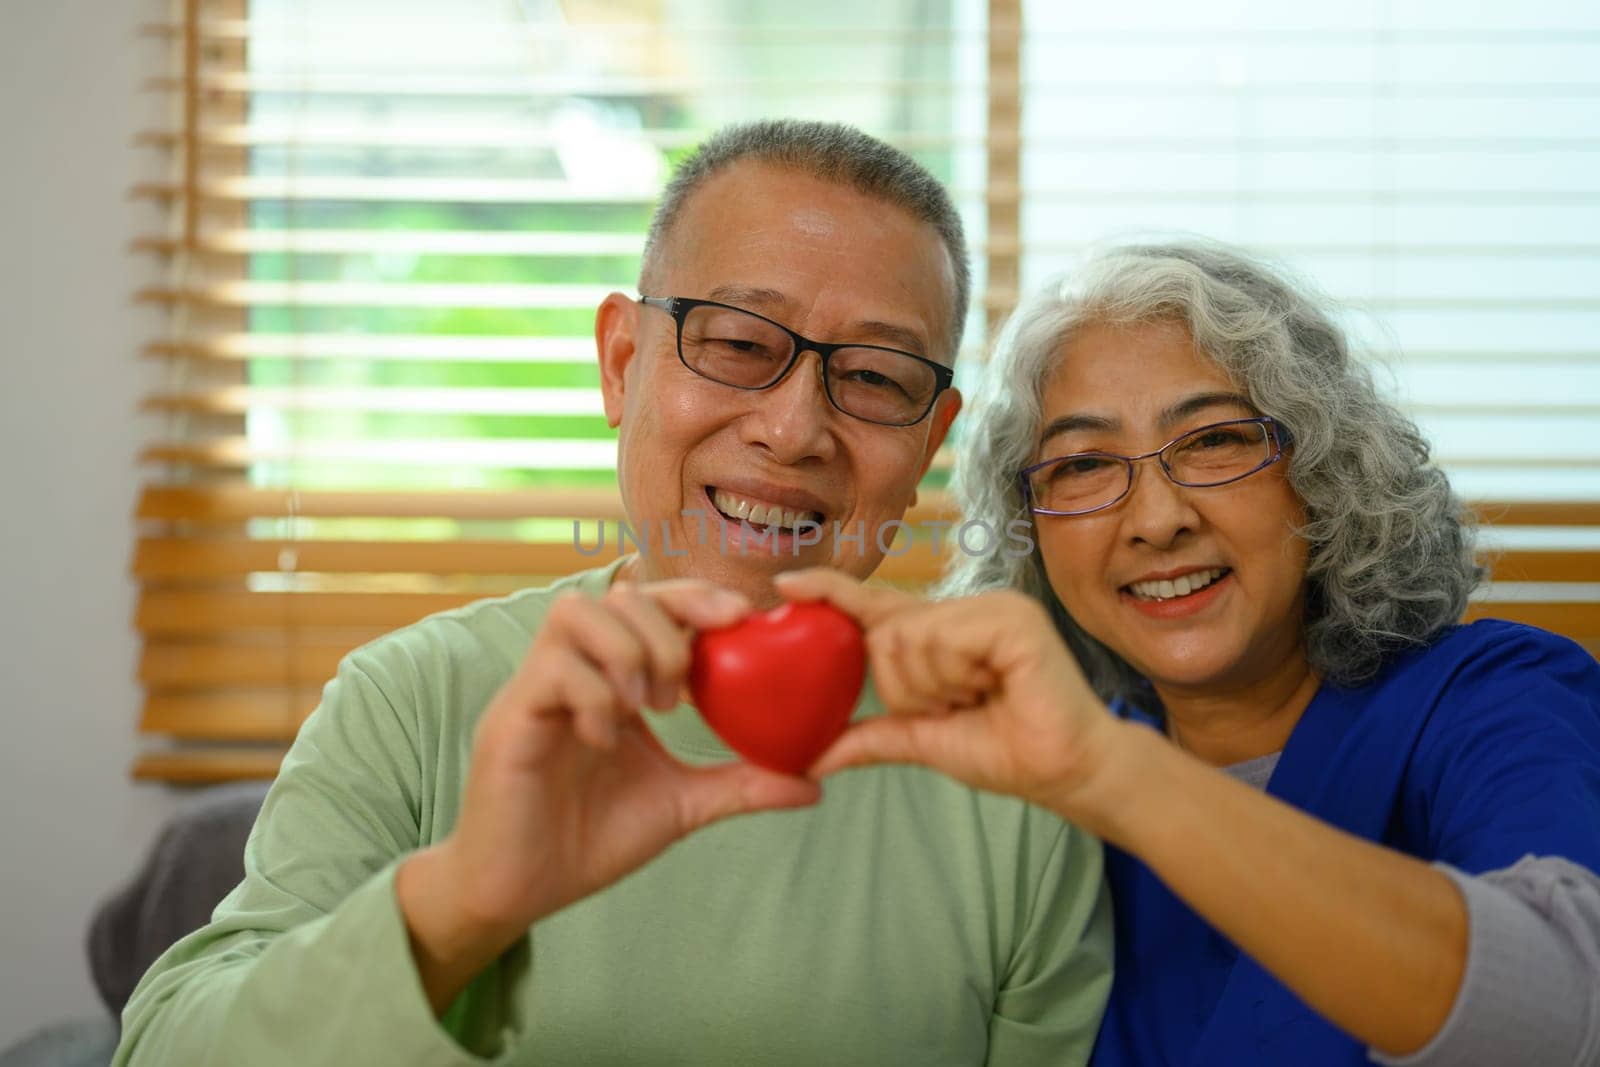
left=1121, top=460, right=1200, bottom=549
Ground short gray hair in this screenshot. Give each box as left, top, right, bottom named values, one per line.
left=639, top=119, right=971, bottom=361
left=941, top=239, right=1484, bottom=700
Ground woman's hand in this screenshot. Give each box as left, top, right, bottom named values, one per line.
left=776, top=569, right=1134, bottom=827
left=779, top=569, right=1472, bottom=1056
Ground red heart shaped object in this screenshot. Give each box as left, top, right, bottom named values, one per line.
left=689, top=600, right=866, bottom=775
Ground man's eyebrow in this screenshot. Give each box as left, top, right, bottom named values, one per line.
left=848, top=320, right=931, bottom=357
left=705, top=284, right=790, bottom=310
left=702, top=285, right=930, bottom=357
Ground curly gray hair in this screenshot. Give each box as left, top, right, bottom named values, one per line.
left=940, top=240, right=1485, bottom=701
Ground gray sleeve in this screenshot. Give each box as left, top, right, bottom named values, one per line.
left=1369, top=855, right=1600, bottom=1067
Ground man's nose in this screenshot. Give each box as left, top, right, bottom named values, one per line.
left=1122, top=459, right=1200, bottom=549
left=738, top=349, right=837, bottom=465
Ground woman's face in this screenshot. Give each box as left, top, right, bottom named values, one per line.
left=1030, top=319, right=1311, bottom=697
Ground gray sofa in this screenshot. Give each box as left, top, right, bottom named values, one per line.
left=0, top=782, right=271, bottom=1067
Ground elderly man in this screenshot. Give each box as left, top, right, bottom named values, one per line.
left=115, top=120, right=1111, bottom=1066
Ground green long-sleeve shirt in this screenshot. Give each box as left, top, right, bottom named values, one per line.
left=116, top=558, right=1112, bottom=1066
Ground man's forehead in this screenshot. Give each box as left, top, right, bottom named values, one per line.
left=663, top=168, right=954, bottom=358
left=786, top=206, right=838, bottom=238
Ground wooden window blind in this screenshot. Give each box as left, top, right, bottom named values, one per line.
left=133, top=1, right=1594, bottom=785
left=1014, top=2, right=1600, bottom=654
left=132, top=0, right=1020, bottom=782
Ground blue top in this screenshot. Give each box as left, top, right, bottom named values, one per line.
left=1092, top=619, right=1600, bottom=1067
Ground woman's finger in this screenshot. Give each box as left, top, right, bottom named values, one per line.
left=862, top=604, right=998, bottom=713
left=773, top=567, right=919, bottom=627
left=887, top=621, right=949, bottom=708
left=808, top=709, right=993, bottom=782
left=864, top=623, right=923, bottom=715
left=927, top=633, right=1000, bottom=707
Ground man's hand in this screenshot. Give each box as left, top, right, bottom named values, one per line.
left=397, top=579, right=822, bottom=1014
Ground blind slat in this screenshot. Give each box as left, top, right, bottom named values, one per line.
left=136, top=590, right=481, bottom=633
left=137, top=485, right=636, bottom=521
left=136, top=179, right=1600, bottom=208
left=1463, top=602, right=1600, bottom=638
left=135, top=126, right=1600, bottom=154
left=138, top=281, right=618, bottom=309
left=137, top=126, right=992, bottom=151
left=133, top=235, right=1600, bottom=261
left=141, top=640, right=361, bottom=687
left=140, top=692, right=309, bottom=742
left=141, top=439, right=628, bottom=470
left=137, top=285, right=1025, bottom=318
left=141, top=19, right=1004, bottom=42
left=135, top=21, right=1600, bottom=44
left=143, top=386, right=606, bottom=417
left=144, top=74, right=1600, bottom=99
left=147, top=73, right=983, bottom=96
left=134, top=538, right=615, bottom=578
left=134, top=178, right=663, bottom=204
left=144, top=335, right=598, bottom=363
left=134, top=230, right=646, bottom=256
left=131, top=750, right=287, bottom=783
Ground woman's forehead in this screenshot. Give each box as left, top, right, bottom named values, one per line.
left=1042, top=319, right=1240, bottom=419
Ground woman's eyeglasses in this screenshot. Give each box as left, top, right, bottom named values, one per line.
left=1020, top=417, right=1291, bottom=516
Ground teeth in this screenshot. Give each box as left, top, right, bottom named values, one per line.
left=711, top=488, right=820, bottom=532
left=1129, top=568, right=1226, bottom=602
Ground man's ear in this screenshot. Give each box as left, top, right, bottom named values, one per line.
left=908, top=387, right=963, bottom=508
left=595, top=292, right=641, bottom=428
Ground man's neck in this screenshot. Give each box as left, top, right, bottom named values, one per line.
left=1154, top=652, right=1320, bottom=768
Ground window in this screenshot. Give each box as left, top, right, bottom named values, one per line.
left=134, top=1, right=1595, bottom=783
left=1018, top=0, right=1600, bottom=644
left=134, top=0, right=1011, bottom=780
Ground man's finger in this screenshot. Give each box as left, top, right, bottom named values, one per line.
left=672, top=763, right=822, bottom=833
left=773, top=567, right=917, bottom=627
left=604, top=584, right=695, bottom=709
left=628, top=579, right=752, bottom=631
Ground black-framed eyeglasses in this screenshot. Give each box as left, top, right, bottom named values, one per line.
left=638, top=295, right=953, bottom=428
left=1020, top=416, right=1292, bottom=517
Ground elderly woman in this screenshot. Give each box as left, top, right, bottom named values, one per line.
left=780, top=242, right=1600, bottom=1065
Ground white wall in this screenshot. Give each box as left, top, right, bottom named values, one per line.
left=0, top=0, right=184, bottom=1047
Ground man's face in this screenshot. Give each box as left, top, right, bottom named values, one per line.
left=596, top=161, right=962, bottom=607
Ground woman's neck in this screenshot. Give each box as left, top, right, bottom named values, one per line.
left=1154, top=652, right=1321, bottom=768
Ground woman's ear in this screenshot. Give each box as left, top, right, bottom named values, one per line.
left=595, top=292, right=641, bottom=429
